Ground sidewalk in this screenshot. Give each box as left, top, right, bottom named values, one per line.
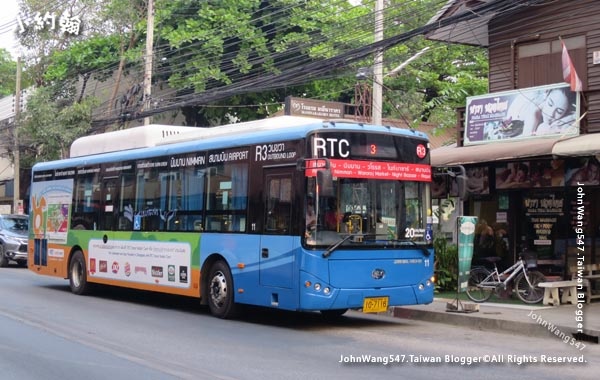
left=391, top=297, right=600, bottom=341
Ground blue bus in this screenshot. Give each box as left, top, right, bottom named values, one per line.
left=29, top=116, right=434, bottom=318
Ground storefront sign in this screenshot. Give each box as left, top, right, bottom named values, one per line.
left=284, top=96, right=345, bottom=118
left=524, top=195, right=564, bottom=215
left=464, top=83, right=579, bottom=145
left=524, top=194, right=564, bottom=247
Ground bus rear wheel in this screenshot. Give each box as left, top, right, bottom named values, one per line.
left=207, top=260, right=239, bottom=319
left=69, top=250, right=90, bottom=295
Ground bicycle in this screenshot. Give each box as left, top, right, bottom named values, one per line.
left=466, top=256, right=546, bottom=304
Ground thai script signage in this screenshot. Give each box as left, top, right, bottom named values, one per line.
left=284, top=96, right=345, bottom=118
left=464, top=83, right=579, bottom=145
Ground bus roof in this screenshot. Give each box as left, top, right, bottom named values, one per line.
left=36, top=116, right=429, bottom=171
left=70, top=116, right=330, bottom=158
left=70, top=125, right=200, bottom=157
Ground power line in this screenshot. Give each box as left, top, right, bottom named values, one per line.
left=85, top=0, right=451, bottom=122
left=91, top=0, right=538, bottom=128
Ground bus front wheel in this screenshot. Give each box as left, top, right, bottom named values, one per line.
left=207, top=260, right=239, bottom=319
left=69, top=251, right=90, bottom=295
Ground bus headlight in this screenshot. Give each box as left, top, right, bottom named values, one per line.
left=314, top=283, right=321, bottom=291
left=323, top=287, right=330, bottom=295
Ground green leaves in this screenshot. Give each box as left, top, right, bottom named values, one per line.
left=16, top=0, right=491, bottom=133
left=44, top=35, right=122, bottom=82
left=19, top=86, right=97, bottom=167
left=0, top=49, right=17, bottom=96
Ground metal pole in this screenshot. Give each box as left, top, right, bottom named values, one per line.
left=13, top=56, right=21, bottom=214
left=143, top=0, right=154, bottom=126
left=372, top=0, right=384, bottom=125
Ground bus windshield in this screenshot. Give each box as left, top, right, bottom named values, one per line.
left=305, top=177, right=431, bottom=247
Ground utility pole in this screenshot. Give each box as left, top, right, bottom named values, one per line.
left=13, top=57, right=21, bottom=214
left=143, top=0, right=154, bottom=126
left=372, top=0, right=384, bottom=125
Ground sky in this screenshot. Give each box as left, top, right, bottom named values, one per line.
left=0, top=0, right=20, bottom=58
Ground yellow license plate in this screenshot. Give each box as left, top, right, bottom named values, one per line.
left=362, top=296, right=389, bottom=313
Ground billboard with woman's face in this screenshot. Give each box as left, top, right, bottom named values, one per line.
left=465, top=83, right=579, bottom=145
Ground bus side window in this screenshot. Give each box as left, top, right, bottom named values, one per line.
left=264, top=175, right=292, bottom=235
left=206, top=163, right=248, bottom=232
left=136, top=168, right=161, bottom=231
left=72, top=174, right=97, bottom=230
left=117, top=174, right=135, bottom=231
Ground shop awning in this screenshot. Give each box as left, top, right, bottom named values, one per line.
left=552, top=133, right=600, bottom=157
left=431, top=138, right=560, bottom=166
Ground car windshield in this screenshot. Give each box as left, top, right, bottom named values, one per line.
left=2, top=217, right=29, bottom=231
left=304, top=177, right=431, bottom=247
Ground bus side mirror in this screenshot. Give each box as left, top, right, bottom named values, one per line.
left=317, top=170, right=334, bottom=197
left=456, top=175, right=468, bottom=200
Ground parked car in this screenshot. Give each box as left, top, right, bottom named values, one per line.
left=0, top=214, right=29, bottom=267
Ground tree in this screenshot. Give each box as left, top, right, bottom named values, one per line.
left=19, top=85, right=97, bottom=169
left=377, top=1, right=488, bottom=132
left=151, top=0, right=369, bottom=125
left=20, top=0, right=489, bottom=138
left=16, top=0, right=147, bottom=116
left=0, top=49, right=17, bottom=96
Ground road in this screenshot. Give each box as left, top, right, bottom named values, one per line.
left=0, top=266, right=597, bottom=380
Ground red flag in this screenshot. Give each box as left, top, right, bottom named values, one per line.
left=561, top=40, right=583, bottom=91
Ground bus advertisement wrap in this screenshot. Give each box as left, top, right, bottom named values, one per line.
left=30, top=178, right=73, bottom=244
left=88, top=239, right=192, bottom=288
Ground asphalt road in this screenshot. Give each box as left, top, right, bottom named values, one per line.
left=0, top=265, right=597, bottom=380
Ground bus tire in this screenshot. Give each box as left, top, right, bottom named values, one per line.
left=69, top=250, right=90, bottom=295
left=207, top=260, right=239, bottom=319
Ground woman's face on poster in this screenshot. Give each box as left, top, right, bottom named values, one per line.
left=541, top=90, right=569, bottom=124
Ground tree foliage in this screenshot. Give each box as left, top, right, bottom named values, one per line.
left=15, top=0, right=489, bottom=161
left=19, top=86, right=97, bottom=168
left=152, top=0, right=369, bottom=125
left=0, top=49, right=17, bottom=96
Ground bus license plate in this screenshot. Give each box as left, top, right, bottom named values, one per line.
left=362, top=296, right=389, bottom=313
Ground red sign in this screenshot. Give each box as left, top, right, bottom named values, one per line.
left=306, top=159, right=431, bottom=182
left=416, top=144, right=427, bottom=159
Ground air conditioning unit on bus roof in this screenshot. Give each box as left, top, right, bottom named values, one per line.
left=69, top=125, right=199, bottom=157
left=70, top=116, right=324, bottom=157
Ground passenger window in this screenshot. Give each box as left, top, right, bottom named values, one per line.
left=265, top=176, right=292, bottom=234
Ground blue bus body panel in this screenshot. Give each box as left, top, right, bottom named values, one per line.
left=199, top=233, right=303, bottom=310
left=297, top=248, right=434, bottom=311
left=199, top=234, right=434, bottom=312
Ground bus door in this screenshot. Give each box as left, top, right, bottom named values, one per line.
left=260, top=168, right=295, bottom=288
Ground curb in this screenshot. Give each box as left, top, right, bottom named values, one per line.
left=391, top=306, right=550, bottom=339
left=390, top=300, right=600, bottom=341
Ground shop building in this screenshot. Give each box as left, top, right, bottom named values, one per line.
left=427, top=0, right=600, bottom=279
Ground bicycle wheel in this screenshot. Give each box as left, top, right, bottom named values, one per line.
left=466, top=267, right=494, bottom=303
left=515, top=270, right=546, bottom=304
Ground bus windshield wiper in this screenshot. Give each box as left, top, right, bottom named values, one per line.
left=322, top=233, right=359, bottom=258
